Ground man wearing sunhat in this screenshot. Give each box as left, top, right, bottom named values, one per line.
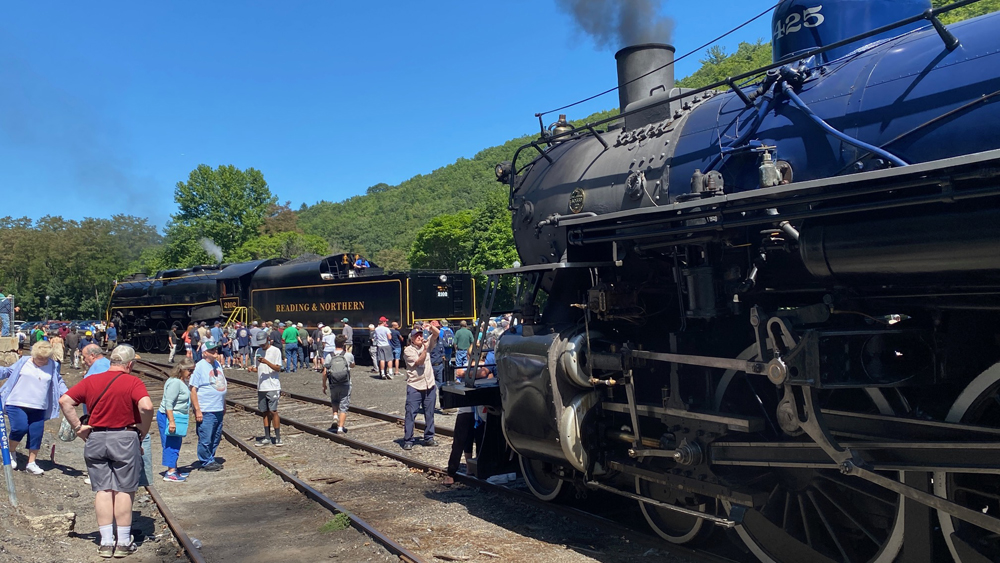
left=189, top=340, right=227, bottom=471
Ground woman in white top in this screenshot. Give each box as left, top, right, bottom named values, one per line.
left=321, top=326, right=337, bottom=359
left=0, top=341, right=69, bottom=475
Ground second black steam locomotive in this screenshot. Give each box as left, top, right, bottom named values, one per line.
left=445, top=1, right=1000, bottom=562
left=107, top=253, right=475, bottom=353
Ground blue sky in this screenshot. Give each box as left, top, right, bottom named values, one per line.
left=0, top=2, right=773, bottom=230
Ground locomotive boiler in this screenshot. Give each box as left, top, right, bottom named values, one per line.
left=447, top=1, right=1000, bottom=561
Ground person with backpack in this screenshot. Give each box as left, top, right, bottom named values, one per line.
left=250, top=330, right=284, bottom=446
left=322, top=334, right=354, bottom=434
left=439, top=320, right=455, bottom=365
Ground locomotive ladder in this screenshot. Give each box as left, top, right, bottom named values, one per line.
left=463, top=273, right=501, bottom=386
left=224, top=306, right=248, bottom=328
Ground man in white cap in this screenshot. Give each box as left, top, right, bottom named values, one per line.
left=59, top=345, right=153, bottom=557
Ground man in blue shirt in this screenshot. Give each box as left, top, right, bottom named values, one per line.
left=189, top=341, right=227, bottom=471
left=210, top=321, right=223, bottom=345
left=82, top=344, right=111, bottom=378
left=105, top=322, right=118, bottom=349
left=235, top=323, right=250, bottom=369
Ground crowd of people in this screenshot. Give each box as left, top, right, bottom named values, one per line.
left=0, top=311, right=514, bottom=557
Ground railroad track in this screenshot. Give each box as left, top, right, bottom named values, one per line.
left=133, top=360, right=424, bottom=563
left=135, top=359, right=741, bottom=563
left=144, top=484, right=207, bottom=563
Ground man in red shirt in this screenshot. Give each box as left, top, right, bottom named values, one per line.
left=59, top=345, right=154, bottom=558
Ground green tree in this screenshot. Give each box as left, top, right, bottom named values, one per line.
left=407, top=211, right=475, bottom=270
left=373, top=248, right=409, bottom=271
left=229, top=231, right=329, bottom=261
left=933, top=0, right=1000, bottom=24
left=163, top=164, right=276, bottom=266
left=676, top=40, right=773, bottom=89
left=0, top=215, right=160, bottom=319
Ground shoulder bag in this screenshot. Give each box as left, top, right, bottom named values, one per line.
left=165, top=379, right=189, bottom=436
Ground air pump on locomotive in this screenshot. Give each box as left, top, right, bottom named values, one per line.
left=443, top=1, right=1000, bottom=561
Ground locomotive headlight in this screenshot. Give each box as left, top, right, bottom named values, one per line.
left=439, top=274, right=448, bottom=283
left=495, top=161, right=512, bottom=183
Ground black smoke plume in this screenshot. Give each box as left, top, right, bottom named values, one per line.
left=555, top=0, right=675, bottom=49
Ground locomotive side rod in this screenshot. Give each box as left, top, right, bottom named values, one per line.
left=630, top=349, right=769, bottom=375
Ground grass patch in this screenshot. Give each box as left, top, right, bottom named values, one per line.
left=319, top=513, right=352, bottom=533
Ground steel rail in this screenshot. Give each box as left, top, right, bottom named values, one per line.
left=140, top=359, right=455, bottom=437
left=221, top=432, right=424, bottom=563
left=135, top=360, right=735, bottom=563
left=144, top=484, right=208, bottom=563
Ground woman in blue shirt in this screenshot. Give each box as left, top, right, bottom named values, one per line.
left=158, top=359, right=194, bottom=482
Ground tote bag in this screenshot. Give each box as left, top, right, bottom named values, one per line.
left=167, top=412, right=189, bottom=437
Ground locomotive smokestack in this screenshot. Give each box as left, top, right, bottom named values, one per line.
left=615, top=43, right=675, bottom=114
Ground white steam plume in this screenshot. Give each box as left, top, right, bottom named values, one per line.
left=199, top=238, right=223, bottom=263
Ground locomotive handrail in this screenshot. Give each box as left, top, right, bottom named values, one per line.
left=556, top=147, right=1000, bottom=231
left=506, top=0, right=987, bottom=206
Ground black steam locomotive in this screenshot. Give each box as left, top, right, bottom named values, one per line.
left=445, top=1, right=1000, bottom=561
left=107, top=253, right=474, bottom=353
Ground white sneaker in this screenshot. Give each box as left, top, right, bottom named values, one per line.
left=10, top=458, right=16, bottom=470
left=85, top=477, right=91, bottom=485
left=25, top=462, right=44, bottom=475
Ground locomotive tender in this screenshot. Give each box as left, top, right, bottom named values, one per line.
left=449, top=1, right=1000, bottom=561
left=107, top=253, right=474, bottom=353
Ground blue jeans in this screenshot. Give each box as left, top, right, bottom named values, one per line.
left=285, top=342, right=299, bottom=372
left=433, top=364, right=445, bottom=407
left=156, top=410, right=184, bottom=469
left=433, top=363, right=444, bottom=388
left=456, top=350, right=469, bottom=367
left=192, top=347, right=202, bottom=364
left=196, top=410, right=225, bottom=465
left=5, top=405, right=45, bottom=450
left=140, top=433, right=152, bottom=486
left=403, top=385, right=436, bottom=444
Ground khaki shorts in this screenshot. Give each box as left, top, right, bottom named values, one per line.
left=84, top=430, right=141, bottom=493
